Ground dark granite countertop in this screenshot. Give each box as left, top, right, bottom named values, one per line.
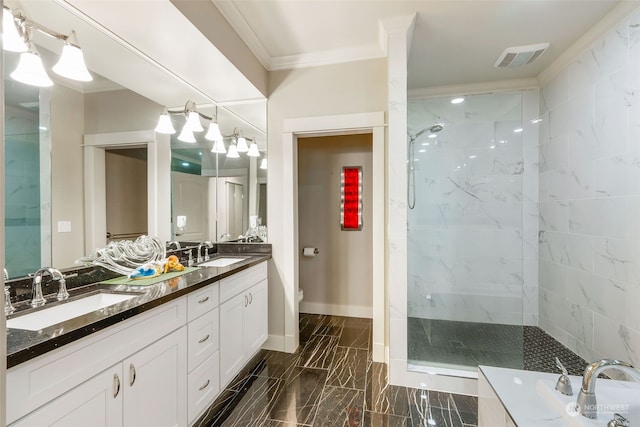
left=7, top=253, right=271, bottom=369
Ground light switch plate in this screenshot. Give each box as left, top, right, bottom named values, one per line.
left=57, top=221, right=71, bottom=233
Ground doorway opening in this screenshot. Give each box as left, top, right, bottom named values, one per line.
left=297, top=134, right=373, bottom=317
left=105, top=147, right=148, bottom=242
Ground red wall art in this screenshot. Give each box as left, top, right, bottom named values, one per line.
left=341, top=166, right=363, bottom=231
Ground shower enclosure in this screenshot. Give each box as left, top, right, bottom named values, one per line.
left=407, top=92, right=528, bottom=374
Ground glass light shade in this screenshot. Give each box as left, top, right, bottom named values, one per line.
left=3, top=9, right=27, bottom=52
left=10, top=50, right=53, bottom=87
left=154, top=113, right=176, bottom=134
left=211, top=140, right=226, bottom=154
left=204, top=122, right=223, bottom=141
left=178, top=126, right=196, bottom=143
left=247, top=142, right=260, bottom=157
left=185, top=111, right=203, bottom=132
left=227, top=144, right=240, bottom=158
left=52, top=44, right=93, bottom=82
left=260, top=159, right=267, bottom=170
left=236, top=136, right=249, bottom=152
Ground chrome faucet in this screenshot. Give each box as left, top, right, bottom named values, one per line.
left=167, top=240, right=181, bottom=250
left=577, top=359, right=640, bottom=419
left=197, top=241, right=213, bottom=263
left=4, top=268, right=15, bottom=315
left=31, top=267, right=69, bottom=307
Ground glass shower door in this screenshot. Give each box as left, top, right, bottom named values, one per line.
left=406, top=93, right=525, bottom=373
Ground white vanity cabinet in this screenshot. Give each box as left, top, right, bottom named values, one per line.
left=219, top=262, right=268, bottom=387
left=7, top=260, right=269, bottom=427
left=11, top=326, right=187, bottom=427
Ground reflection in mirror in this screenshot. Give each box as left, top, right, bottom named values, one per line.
left=3, top=55, right=52, bottom=278
left=169, top=105, right=267, bottom=243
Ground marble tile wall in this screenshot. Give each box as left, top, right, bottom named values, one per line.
left=407, top=92, right=539, bottom=327
left=538, top=9, right=640, bottom=365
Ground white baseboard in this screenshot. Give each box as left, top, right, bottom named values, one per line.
left=299, top=301, right=372, bottom=318
left=262, top=334, right=285, bottom=352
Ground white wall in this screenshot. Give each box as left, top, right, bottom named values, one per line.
left=538, top=6, right=640, bottom=365
left=267, top=59, right=387, bottom=348
left=298, top=134, right=373, bottom=317
left=84, top=89, right=160, bottom=134
left=50, top=85, right=85, bottom=268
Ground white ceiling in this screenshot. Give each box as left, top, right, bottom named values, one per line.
left=213, top=0, right=623, bottom=89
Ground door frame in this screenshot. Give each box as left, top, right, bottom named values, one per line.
left=83, top=130, right=171, bottom=252
left=281, top=112, right=386, bottom=362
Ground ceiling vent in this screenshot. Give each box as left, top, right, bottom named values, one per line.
left=494, top=43, right=550, bottom=68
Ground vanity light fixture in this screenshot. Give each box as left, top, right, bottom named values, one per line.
left=10, top=42, right=53, bottom=87
left=247, top=142, right=260, bottom=157
left=211, top=139, right=227, bottom=154
left=236, top=135, right=249, bottom=152
left=227, top=143, right=240, bottom=158
left=177, top=125, right=196, bottom=143
left=155, top=107, right=176, bottom=134
left=3, top=7, right=93, bottom=86
left=260, top=158, right=267, bottom=170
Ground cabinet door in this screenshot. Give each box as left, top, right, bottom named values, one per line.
left=219, top=292, right=246, bottom=387
left=244, top=279, right=268, bottom=357
left=123, top=327, right=187, bottom=427
left=11, top=365, right=124, bottom=427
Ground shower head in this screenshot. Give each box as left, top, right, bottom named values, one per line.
left=409, top=124, right=443, bottom=142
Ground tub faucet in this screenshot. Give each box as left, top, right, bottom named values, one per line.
left=577, top=359, right=640, bottom=419
left=167, top=240, right=181, bottom=250
left=31, top=267, right=68, bottom=307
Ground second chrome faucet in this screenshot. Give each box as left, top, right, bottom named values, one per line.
left=31, top=267, right=69, bottom=307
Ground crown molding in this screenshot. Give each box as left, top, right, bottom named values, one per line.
left=538, top=0, right=640, bottom=87
left=408, top=78, right=540, bottom=99
left=269, top=43, right=385, bottom=70
left=212, top=0, right=273, bottom=70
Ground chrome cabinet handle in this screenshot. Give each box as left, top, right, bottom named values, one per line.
left=198, top=379, right=210, bottom=391
left=244, top=295, right=248, bottom=307
left=198, top=296, right=209, bottom=304
left=198, top=334, right=210, bottom=343
left=129, top=363, right=136, bottom=387
left=113, top=373, right=120, bottom=399
left=249, top=292, right=253, bottom=304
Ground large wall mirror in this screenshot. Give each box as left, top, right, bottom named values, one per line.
left=3, top=0, right=267, bottom=279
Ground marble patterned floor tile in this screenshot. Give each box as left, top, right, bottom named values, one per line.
left=407, top=388, right=471, bottom=427
left=193, top=388, right=240, bottom=427
left=314, top=386, right=365, bottom=427
left=298, top=334, right=339, bottom=369
left=258, top=350, right=303, bottom=380
left=220, top=375, right=284, bottom=427
left=326, top=347, right=368, bottom=390
left=363, top=411, right=408, bottom=427
left=339, top=325, right=370, bottom=349
left=263, top=421, right=310, bottom=427
left=268, top=367, right=328, bottom=425
left=342, top=316, right=373, bottom=329
left=365, top=362, right=410, bottom=417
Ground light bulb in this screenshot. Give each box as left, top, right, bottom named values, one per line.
left=154, top=110, right=176, bottom=134
left=247, top=142, right=260, bottom=157
left=10, top=48, right=53, bottom=87
left=205, top=121, right=223, bottom=141
left=52, top=41, right=92, bottom=82
left=236, top=136, right=249, bottom=152
left=227, top=144, right=239, bottom=158
left=185, top=111, right=203, bottom=132
left=3, top=9, right=27, bottom=52
left=178, top=126, right=196, bottom=143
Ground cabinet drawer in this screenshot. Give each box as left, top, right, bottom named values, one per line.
left=187, top=352, right=220, bottom=425
left=187, top=282, right=219, bottom=322
left=219, top=262, right=267, bottom=303
left=188, top=308, right=219, bottom=372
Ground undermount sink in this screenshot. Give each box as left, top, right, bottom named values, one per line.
left=7, top=291, right=138, bottom=331
left=537, top=377, right=640, bottom=426
left=199, top=257, right=246, bottom=268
